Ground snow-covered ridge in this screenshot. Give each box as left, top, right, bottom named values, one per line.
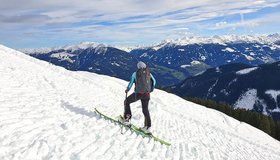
left=178, top=33, right=280, bottom=45
left=236, top=67, right=258, bottom=75
left=138, top=33, right=280, bottom=50
left=19, top=42, right=135, bottom=54
left=113, top=46, right=137, bottom=52
left=19, top=42, right=103, bottom=54
left=1, top=44, right=280, bottom=159
left=19, top=33, right=280, bottom=54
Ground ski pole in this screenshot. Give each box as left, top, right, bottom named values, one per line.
left=121, top=92, right=128, bottom=134
left=124, top=92, right=127, bottom=105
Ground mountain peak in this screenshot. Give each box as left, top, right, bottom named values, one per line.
left=143, top=33, right=280, bottom=49
left=19, top=41, right=105, bottom=54
left=63, top=42, right=100, bottom=51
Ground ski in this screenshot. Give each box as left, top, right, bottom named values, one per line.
left=95, top=108, right=171, bottom=146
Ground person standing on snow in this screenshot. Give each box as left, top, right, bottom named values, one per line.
left=123, top=61, right=156, bottom=133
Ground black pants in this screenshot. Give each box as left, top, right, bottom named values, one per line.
left=124, top=93, right=151, bottom=128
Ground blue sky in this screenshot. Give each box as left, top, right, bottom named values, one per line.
left=0, top=0, right=280, bottom=48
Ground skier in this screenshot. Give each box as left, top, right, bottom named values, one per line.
left=123, top=61, right=156, bottom=133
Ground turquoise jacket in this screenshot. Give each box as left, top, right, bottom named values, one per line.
left=127, top=72, right=156, bottom=92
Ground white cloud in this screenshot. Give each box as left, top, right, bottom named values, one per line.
left=0, top=0, right=280, bottom=47
left=209, top=11, right=280, bottom=30
left=1, top=0, right=278, bottom=24
left=173, top=27, right=189, bottom=31
left=213, top=21, right=260, bottom=30
left=216, top=21, right=228, bottom=27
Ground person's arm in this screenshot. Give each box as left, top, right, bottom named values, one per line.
left=150, top=73, right=156, bottom=91
left=126, top=72, right=136, bottom=92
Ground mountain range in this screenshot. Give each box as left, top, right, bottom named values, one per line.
left=18, top=34, right=280, bottom=119
left=168, top=61, right=280, bottom=120
left=20, top=33, right=280, bottom=87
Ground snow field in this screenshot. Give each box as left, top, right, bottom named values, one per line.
left=0, top=45, right=280, bottom=160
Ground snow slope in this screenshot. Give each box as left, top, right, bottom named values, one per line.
left=234, top=89, right=258, bottom=110
left=1, top=45, right=280, bottom=160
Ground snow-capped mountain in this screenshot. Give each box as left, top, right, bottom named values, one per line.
left=21, top=42, right=101, bottom=54
left=20, top=43, right=187, bottom=86
left=131, top=34, right=280, bottom=71
left=21, top=42, right=137, bottom=54
left=1, top=44, right=280, bottom=159
left=21, top=43, right=138, bottom=81
left=20, top=34, right=280, bottom=87
left=137, top=33, right=280, bottom=49
left=168, top=62, right=280, bottom=120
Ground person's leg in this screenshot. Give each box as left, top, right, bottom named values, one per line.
left=141, top=98, right=151, bottom=128
left=124, top=93, right=139, bottom=120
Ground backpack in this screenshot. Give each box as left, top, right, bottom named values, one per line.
left=135, top=68, right=151, bottom=94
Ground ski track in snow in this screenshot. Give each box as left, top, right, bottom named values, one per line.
left=1, top=45, right=280, bottom=160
